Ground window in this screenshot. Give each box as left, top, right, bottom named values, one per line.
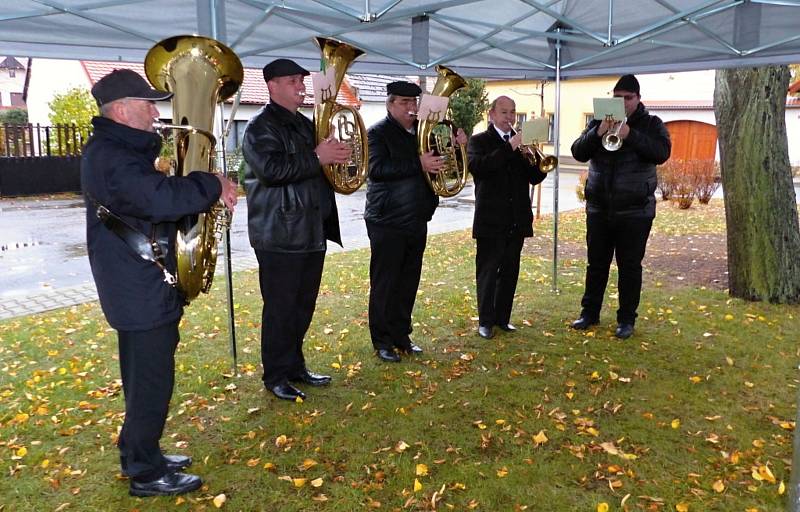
left=515, top=113, right=527, bottom=128
left=8, top=69, right=15, bottom=78
left=584, top=113, right=594, bottom=129
left=10, top=92, right=25, bottom=107
left=546, top=113, right=554, bottom=143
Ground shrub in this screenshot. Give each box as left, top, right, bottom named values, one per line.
left=692, top=159, right=720, bottom=204
left=671, top=162, right=695, bottom=209
left=657, top=161, right=677, bottom=201
left=575, top=170, right=588, bottom=203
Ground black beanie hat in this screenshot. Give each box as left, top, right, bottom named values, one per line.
left=613, top=74, right=640, bottom=95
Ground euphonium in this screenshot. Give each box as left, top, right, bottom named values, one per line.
left=417, top=65, right=469, bottom=198
left=144, top=35, right=243, bottom=302
left=601, top=115, right=626, bottom=152
left=313, top=37, right=368, bottom=194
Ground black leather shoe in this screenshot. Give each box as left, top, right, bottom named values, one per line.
left=129, top=472, right=202, bottom=497
left=290, top=369, right=332, bottom=387
left=270, top=382, right=306, bottom=401
left=496, top=323, right=517, bottom=332
left=376, top=349, right=401, bottom=362
left=402, top=343, right=423, bottom=354
left=570, top=316, right=599, bottom=330
left=121, top=454, right=192, bottom=477
left=615, top=323, right=635, bottom=339
left=478, top=325, right=494, bottom=339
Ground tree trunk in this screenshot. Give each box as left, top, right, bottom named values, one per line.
left=713, top=66, right=800, bottom=303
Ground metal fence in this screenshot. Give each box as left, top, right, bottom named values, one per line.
left=1, top=123, right=91, bottom=157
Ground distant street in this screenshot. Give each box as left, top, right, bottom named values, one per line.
left=0, top=172, right=582, bottom=301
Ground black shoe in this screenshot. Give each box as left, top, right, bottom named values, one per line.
left=615, top=323, right=635, bottom=339
left=402, top=343, right=423, bottom=355
left=129, top=472, right=202, bottom=497
left=121, top=454, right=192, bottom=478
left=478, top=325, right=494, bottom=339
left=376, top=349, right=401, bottom=362
left=496, top=323, right=517, bottom=332
left=570, top=316, right=599, bottom=330
left=270, top=382, right=307, bottom=401
left=289, top=369, right=332, bottom=387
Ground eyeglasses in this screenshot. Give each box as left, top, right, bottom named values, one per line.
left=614, top=93, right=638, bottom=101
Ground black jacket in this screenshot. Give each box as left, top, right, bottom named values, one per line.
left=243, top=102, right=341, bottom=252
left=81, top=116, right=222, bottom=331
left=364, top=114, right=438, bottom=232
left=571, top=102, right=671, bottom=219
left=468, top=125, right=548, bottom=238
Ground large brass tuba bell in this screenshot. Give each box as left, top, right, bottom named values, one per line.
left=417, top=65, right=469, bottom=197
left=313, top=37, right=369, bottom=194
left=144, top=35, right=243, bottom=302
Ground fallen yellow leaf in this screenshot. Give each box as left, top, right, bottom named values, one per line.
left=496, top=467, right=509, bottom=478
left=416, top=463, right=429, bottom=476
left=597, top=503, right=609, bottom=512
left=310, top=477, right=323, bottom=488
left=671, top=419, right=681, bottom=429
left=712, top=480, right=725, bottom=493
left=414, top=478, right=423, bottom=492
left=533, top=430, right=548, bottom=446
left=213, top=493, right=226, bottom=508
left=675, top=503, right=689, bottom=512
left=293, top=478, right=307, bottom=488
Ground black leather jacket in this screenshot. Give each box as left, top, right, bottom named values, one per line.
left=468, top=125, right=547, bottom=238
left=571, top=103, right=671, bottom=219
left=243, top=102, right=341, bottom=252
left=81, top=116, right=221, bottom=331
left=364, top=114, right=438, bottom=233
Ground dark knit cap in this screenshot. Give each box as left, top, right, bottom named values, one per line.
left=386, top=81, right=422, bottom=97
left=613, top=74, right=640, bottom=94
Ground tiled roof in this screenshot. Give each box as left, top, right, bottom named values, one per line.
left=348, top=74, right=409, bottom=102
left=790, top=80, right=800, bottom=95
left=81, top=61, right=359, bottom=108
left=0, top=57, right=25, bottom=70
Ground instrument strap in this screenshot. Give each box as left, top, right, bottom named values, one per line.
left=85, top=193, right=177, bottom=286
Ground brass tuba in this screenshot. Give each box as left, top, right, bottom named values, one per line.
left=144, top=35, right=244, bottom=302
left=313, top=37, right=369, bottom=194
left=417, top=65, right=469, bottom=197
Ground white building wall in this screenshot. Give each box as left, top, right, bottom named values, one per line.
left=26, top=59, right=90, bottom=125
left=0, top=68, right=27, bottom=107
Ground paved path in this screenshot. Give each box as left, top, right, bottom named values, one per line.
left=0, top=172, right=583, bottom=320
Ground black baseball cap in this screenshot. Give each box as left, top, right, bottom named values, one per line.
left=91, top=69, right=172, bottom=106
left=262, top=58, right=310, bottom=82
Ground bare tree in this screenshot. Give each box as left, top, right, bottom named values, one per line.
left=714, top=65, right=800, bottom=303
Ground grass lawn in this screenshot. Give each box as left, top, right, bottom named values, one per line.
left=1, top=200, right=798, bottom=511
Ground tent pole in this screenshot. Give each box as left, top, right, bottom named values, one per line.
left=552, top=35, right=562, bottom=293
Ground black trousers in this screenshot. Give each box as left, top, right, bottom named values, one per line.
left=256, top=250, right=325, bottom=387
left=117, top=321, right=180, bottom=482
left=366, top=222, right=427, bottom=351
left=580, top=213, right=653, bottom=324
left=475, top=234, right=525, bottom=327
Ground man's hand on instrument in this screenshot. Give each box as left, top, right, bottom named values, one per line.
left=597, top=118, right=612, bottom=136
left=217, top=175, right=238, bottom=212
left=420, top=151, right=445, bottom=174
left=316, top=138, right=352, bottom=165
left=509, top=132, right=523, bottom=151
left=454, top=128, right=468, bottom=146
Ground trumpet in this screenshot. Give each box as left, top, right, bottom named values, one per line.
left=519, top=143, right=558, bottom=173
left=601, top=115, right=626, bottom=152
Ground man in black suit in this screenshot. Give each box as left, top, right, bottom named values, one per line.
left=467, top=96, right=548, bottom=339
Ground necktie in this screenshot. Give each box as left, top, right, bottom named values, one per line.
left=503, top=133, right=510, bottom=142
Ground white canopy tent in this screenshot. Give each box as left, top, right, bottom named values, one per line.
left=3, top=0, right=800, bottom=288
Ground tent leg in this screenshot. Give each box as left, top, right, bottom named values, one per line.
left=552, top=36, right=562, bottom=293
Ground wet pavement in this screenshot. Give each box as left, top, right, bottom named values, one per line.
left=0, top=172, right=582, bottom=320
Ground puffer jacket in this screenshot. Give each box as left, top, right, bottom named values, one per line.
left=364, top=114, right=438, bottom=232
left=81, top=116, right=222, bottom=331
left=571, top=102, right=671, bottom=218
left=243, top=102, right=341, bottom=252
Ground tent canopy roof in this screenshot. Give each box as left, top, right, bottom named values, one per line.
left=2, top=0, right=799, bottom=79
